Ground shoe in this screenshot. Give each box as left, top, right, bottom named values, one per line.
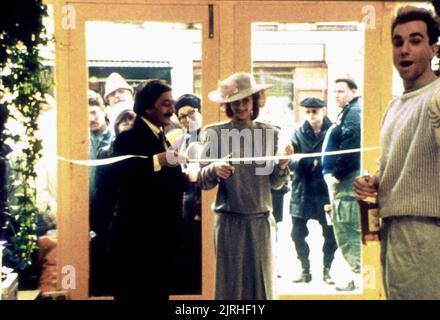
left=293, top=270, right=312, bottom=283
left=335, top=280, right=356, bottom=291
left=323, top=267, right=335, bottom=285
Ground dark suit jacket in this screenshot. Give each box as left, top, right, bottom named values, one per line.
left=109, top=116, right=188, bottom=301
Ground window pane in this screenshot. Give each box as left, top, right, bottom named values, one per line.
left=252, top=21, right=365, bottom=295
left=85, top=21, right=202, bottom=297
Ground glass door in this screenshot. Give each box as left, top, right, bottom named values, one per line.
left=233, top=1, right=394, bottom=299
left=54, top=2, right=218, bottom=300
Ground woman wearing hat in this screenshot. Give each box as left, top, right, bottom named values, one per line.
left=199, top=72, right=292, bottom=299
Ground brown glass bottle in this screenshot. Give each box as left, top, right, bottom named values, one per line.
left=358, top=171, right=381, bottom=245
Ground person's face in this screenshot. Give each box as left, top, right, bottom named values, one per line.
left=177, top=106, right=196, bottom=130
left=334, top=82, right=355, bottom=108
left=392, top=20, right=438, bottom=91
left=89, top=106, right=107, bottom=133
left=107, top=88, right=133, bottom=106
left=304, top=107, right=325, bottom=127
left=231, top=96, right=253, bottom=123
left=146, top=91, right=175, bottom=127
left=117, top=117, right=135, bottom=134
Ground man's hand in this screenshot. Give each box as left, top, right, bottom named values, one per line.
left=213, top=162, right=235, bottom=179
left=324, top=173, right=340, bottom=186
left=278, top=144, right=294, bottom=169
left=312, top=159, right=318, bottom=171
left=353, top=174, right=379, bottom=200
left=183, top=163, right=200, bottom=183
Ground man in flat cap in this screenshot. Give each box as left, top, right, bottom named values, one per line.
left=322, top=77, right=362, bottom=291
left=288, top=97, right=337, bottom=285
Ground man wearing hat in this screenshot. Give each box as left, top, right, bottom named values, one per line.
left=322, top=77, right=362, bottom=291
left=288, top=97, right=337, bottom=285
left=104, top=72, right=134, bottom=126
left=173, top=93, right=203, bottom=293
left=174, top=94, right=202, bottom=221
left=175, top=94, right=202, bottom=138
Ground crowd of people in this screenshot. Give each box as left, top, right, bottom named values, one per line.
left=87, top=74, right=203, bottom=297
left=1, top=4, right=438, bottom=303
left=85, top=5, right=440, bottom=302
left=87, top=72, right=361, bottom=299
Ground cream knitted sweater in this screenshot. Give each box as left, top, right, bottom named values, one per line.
left=379, top=78, right=440, bottom=218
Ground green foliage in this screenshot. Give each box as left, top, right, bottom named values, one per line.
left=0, top=0, right=49, bottom=270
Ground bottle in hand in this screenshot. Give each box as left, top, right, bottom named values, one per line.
left=358, top=171, right=381, bottom=245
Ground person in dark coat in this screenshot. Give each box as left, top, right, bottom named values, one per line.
left=108, top=79, right=188, bottom=304
left=88, top=91, right=113, bottom=296
left=322, top=77, right=362, bottom=291
left=173, top=94, right=202, bottom=294
left=174, top=94, right=202, bottom=223
left=89, top=109, right=135, bottom=297
left=289, top=97, right=337, bottom=285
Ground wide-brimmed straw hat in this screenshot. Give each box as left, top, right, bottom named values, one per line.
left=208, top=72, right=272, bottom=104
left=104, top=72, right=134, bottom=100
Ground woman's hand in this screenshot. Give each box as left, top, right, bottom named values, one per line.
left=278, top=144, right=294, bottom=170
left=213, top=161, right=235, bottom=179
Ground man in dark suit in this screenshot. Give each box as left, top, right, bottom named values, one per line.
left=109, top=79, right=188, bottom=303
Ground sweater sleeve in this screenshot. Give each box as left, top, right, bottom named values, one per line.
left=270, top=127, right=290, bottom=190
left=429, top=90, right=440, bottom=147
left=198, top=127, right=220, bottom=190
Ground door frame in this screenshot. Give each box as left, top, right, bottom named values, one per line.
left=54, top=0, right=219, bottom=300
left=233, top=1, right=394, bottom=299
left=53, top=0, right=397, bottom=300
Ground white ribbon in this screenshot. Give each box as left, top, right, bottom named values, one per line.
left=57, top=146, right=381, bottom=167
left=191, top=146, right=381, bottom=163
left=57, top=154, right=148, bottom=166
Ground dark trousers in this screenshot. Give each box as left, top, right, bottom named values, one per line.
left=290, top=216, right=337, bottom=270
left=271, top=190, right=285, bottom=223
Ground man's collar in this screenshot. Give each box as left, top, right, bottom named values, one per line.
left=141, top=116, right=162, bottom=137
left=91, top=125, right=110, bottom=138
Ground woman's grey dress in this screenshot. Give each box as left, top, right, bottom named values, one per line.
left=199, top=121, right=289, bottom=300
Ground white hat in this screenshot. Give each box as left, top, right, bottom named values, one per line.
left=104, top=72, right=134, bottom=100
left=208, top=72, right=272, bottom=104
